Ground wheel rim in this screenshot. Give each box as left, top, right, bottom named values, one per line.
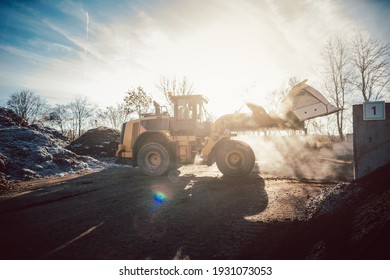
left=225, top=151, right=244, bottom=169
left=146, top=151, right=161, bottom=168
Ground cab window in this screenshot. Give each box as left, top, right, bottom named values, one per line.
left=177, top=99, right=193, bottom=120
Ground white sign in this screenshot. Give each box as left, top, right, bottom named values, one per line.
left=363, top=101, right=386, bottom=120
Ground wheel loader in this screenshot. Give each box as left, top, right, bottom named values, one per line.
left=116, top=80, right=339, bottom=177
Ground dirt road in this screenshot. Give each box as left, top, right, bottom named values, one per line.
left=0, top=161, right=348, bottom=260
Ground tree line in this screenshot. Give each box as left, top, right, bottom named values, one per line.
left=2, top=32, right=389, bottom=141
left=265, top=32, right=390, bottom=140
left=3, top=76, right=193, bottom=140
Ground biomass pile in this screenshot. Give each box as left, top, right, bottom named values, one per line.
left=0, top=107, right=100, bottom=194
left=67, top=126, right=120, bottom=157
left=304, top=162, right=390, bottom=259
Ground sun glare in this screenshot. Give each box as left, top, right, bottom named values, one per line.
left=131, top=19, right=288, bottom=117
left=0, top=0, right=363, bottom=116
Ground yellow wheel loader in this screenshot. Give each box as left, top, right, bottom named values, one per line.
left=116, top=80, right=339, bottom=177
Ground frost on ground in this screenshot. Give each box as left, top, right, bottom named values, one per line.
left=0, top=107, right=103, bottom=193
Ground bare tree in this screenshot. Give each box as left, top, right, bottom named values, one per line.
left=266, top=77, right=300, bottom=113
left=155, top=76, right=194, bottom=108
left=46, top=104, right=70, bottom=134
left=69, top=96, right=95, bottom=138
left=351, top=32, right=390, bottom=102
left=123, top=86, right=152, bottom=116
left=6, top=90, right=48, bottom=124
left=98, top=103, right=131, bottom=129
left=321, top=37, right=353, bottom=141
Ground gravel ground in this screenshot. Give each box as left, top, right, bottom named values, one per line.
left=0, top=160, right=388, bottom=260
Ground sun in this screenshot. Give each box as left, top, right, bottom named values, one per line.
left=134, top=26, right=287, bottom=118
left=76, top=4, right=297, bottom=117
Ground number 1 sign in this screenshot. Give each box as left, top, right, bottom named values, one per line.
left=363, top=101, right=386, bottom=120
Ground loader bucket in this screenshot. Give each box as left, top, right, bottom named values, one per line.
left=281, top=80, right=340, bottom=122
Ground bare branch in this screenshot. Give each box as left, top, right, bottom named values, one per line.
left=69, top=96, right=95, bottom=138
left=155, top=75, right=194, bottom=110
left=99, top=103, right=131, bottom=129
left=6, top=90, right=48, bottom=124
left=351, top=32, right=390, bottom=101
left=123, top=86, right=152, bottom=116
left=320, top=36, right=353, bottom=140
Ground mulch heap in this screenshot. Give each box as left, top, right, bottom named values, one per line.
left=305, top=162, right=390, bottom=259
left=0, top=107, right=101, bottom=195
left=67, top=126, right=120, bottom=158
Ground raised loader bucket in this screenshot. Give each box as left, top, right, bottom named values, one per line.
left=281, top=80, right=340, bottom=122
left=215, top=79, right=340, bottom=135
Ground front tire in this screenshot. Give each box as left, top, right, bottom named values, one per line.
left=216, top=140, right=255, bottom=177
left=137, top=142, right=171, bottom=176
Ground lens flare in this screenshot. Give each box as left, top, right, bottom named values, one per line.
left=133, top=184, right=173, bottom=240
left=153, top=191, right=167, bottom=204
left=151, top=184, right=173, bottom=205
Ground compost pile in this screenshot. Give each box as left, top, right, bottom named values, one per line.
left=67, top=126, right=120, bottom=157
left=304, top=162, right=390, bottom=259
left=0, top=107, right=100, bottom=194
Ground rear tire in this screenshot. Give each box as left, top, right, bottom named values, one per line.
left=216, top=140, right=255, bottom=177
left=137, top=142, right=171, bottom=176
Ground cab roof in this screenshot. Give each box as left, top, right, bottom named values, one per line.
left=171, top=94, right=208, bottom=104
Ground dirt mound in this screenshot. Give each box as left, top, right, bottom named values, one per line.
left=0, top=107, right=28, bottom=128
left=0, top=173, right=15, bottom=194
left=67, top=126, right=120, bottom=157
left=306, top=182, right=364, bottom=219
left=0, top=107, right=101, bottom=194
left=305, top=163, right=390, bottom=259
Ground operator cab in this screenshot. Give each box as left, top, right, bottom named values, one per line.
left=171, top=95, right=212, bottom=137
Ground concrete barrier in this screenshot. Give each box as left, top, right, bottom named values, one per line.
left=353, top=103, right=390, bottom=179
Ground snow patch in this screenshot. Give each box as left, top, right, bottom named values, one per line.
left=0, top=107, right=104, bottom=183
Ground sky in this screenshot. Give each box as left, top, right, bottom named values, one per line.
left=1, top=0, right=389, bottom=117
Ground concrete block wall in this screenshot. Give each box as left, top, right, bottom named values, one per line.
left=353, top=103, right=390, bottom=179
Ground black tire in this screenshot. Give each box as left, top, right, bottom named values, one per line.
left=216, top=140, right=255, bottom=177
left=137, top=142, right=171, bottom=176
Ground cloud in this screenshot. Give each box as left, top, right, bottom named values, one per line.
left=0, top=0, right=388, bottom=116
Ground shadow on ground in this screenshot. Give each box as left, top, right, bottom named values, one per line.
left=0, top=164, right=389, bottom=260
